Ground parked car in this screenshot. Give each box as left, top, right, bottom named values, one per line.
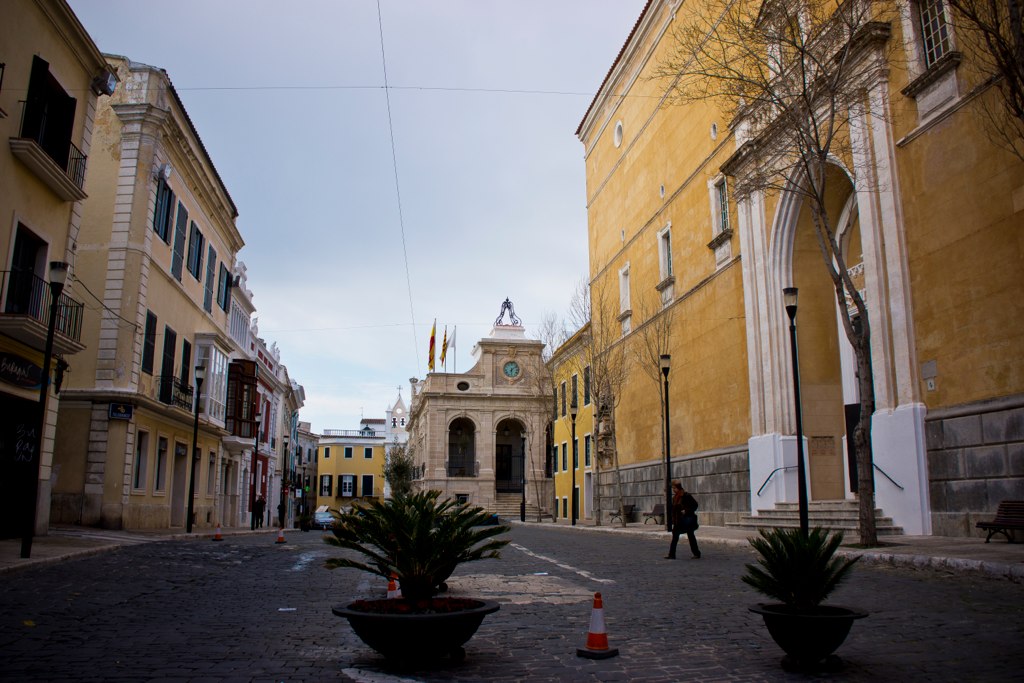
left=313, top=510, right=339, bottom=530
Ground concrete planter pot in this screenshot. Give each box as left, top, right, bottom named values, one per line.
left=750, top=603, right=867, bottom=670
left=333, top=598, right=500, bottom=662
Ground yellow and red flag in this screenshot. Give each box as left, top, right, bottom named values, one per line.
left=440, top=326, right=449, bottom=368
left=428, top=319, right=436, bottom=372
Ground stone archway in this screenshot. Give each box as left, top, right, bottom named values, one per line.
left=494, top=418, right=526, bottom=493
left=447, top=417, right=476, bottom=478
left=771, top=162, right=862, bottom=502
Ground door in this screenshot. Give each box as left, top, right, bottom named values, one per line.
left=0, top=394, right=41, bottom=538
left=170, top=442, right=187, bottom=526
left=159, top=327, right=177, bottom=403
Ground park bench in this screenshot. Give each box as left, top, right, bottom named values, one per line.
left=976, top=500, right=1024, bottom=543
left=643, top=503, right=665, bottom=525
left=609, top=504, right=635, bottom=524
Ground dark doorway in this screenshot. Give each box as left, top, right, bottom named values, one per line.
left=0, top=393, right=42, bottom=538
left=495, top=420, right=524, bottom=493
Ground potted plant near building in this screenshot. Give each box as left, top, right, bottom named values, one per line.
left=744, top=527, right=867, bottom=671
left=327, top=490, right=509, bottom=662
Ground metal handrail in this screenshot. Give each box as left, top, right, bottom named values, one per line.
left=756, top=465, right=796, bottom=497
left=156, top=374, right=194, bottom=410
left=1, top=270, right=84, bottom=341
left=873, top=463, right=904, bottom=490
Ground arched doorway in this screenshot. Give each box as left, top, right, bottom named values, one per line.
left=447, top=418, right=476, bottom=477
left=494, top=419, right=525, bottom=493
left=787, top=164, right=862, bottom=501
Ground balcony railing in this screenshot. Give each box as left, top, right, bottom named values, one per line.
left=156, top=374, right=194, bottom=411
left=1, top=270, right=84, bottom=342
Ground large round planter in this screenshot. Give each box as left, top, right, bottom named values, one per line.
left=333, top=598, right=499, bottom=662
left=750, top=603, right=867, bottom=669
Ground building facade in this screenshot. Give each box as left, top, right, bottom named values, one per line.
left=0, top=0, right=116, bottom=538
left=549, top=325, right=595, bottom=523
left=576, top=0, right=1024, bottom=535
left=406, top=311, right=553, bottom=518
left=316, top=420, right=387, bottom=511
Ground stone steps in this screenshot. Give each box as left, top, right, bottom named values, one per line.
left=728, top=501, right=904, bottom=536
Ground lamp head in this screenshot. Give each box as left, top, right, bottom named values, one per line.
left=660, top=353, right=671, bottom=377
left=783, top=287, right=798, bottom=321
left=194, top=364, right=206, bottom=385
left=49, top=261, right=70, bottom=287
left=570, top=402, right=578, bottom=419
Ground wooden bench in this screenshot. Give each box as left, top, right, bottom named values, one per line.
left=976, top=500, right=1024, bottom=543
left=643, top=503, right=665, bottom=525
left=609, top=504, right=635, bottom=524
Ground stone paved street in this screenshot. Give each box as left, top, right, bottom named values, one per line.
left=1, top=525, right=1022, bottom=682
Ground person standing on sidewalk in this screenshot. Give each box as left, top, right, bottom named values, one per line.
left=665, top=481, right=701, bottom=559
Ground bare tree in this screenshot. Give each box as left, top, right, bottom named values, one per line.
left=946, top=0, right=1024, bottom=160
left=654, top=0, right=893, bottom=545
left=565, top=276, right=632, bottom=526
left=536, top=310, right=568, bottom=362
left=631, top=292, right=675, bottom=493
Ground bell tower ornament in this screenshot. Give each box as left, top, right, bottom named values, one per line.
left=494, top=298, right=521, bottom=327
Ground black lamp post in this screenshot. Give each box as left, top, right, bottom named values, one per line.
left=570, top=401, right=578, bottom=526
left=22, top=261, right=69, bottom=559
left=783, top=287, right=809, bottom=536
left=186, top=364, right=205, bottom=533
left=520, top=432, right=526, bottom=522
left=660, top=354, right=672, bottom=533
left=250, top=413, right=261, bottom=531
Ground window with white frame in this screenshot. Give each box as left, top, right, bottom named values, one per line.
left=133, top=431, right=149, bottom=491
left=918, top=0, right=952, bottom=68
left=155, top=437, right=168, bottom=492
left=619, top=264, right=631, bottom=313
left=714, top=178, right=730, bottom=234
left=361, top=474, right=374, bottom=497
left=196, top=344, right=228, bottom=423
left=344, top=446, right=353, bottom=459
left=320, top=474, right=332, bottom=496
left=657, top=224, right=673, bottom=281
left=341, top=474, right=355, bottom=497
left=364, top=446, right=373, bottom=459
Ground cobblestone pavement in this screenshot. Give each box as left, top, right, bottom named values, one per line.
left=0, top=525, right=1022, bottom=682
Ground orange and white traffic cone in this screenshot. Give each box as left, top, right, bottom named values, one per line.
left=387, top=573, right=402, bottom=599
left=275, top=528, right=286, bottom=544
left=576, top=592, right=619, bottom=659
left=212, top=524, right=223, bottom=542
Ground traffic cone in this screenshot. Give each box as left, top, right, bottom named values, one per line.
left=212, top=524, right=223, bottom=541
left=576, top=592, right=619, bottom=659
left=387, top=573, right=402, bottom=599
left=275, top=528, right=286, bottom=544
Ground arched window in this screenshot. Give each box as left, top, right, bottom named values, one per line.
left=447, top=418, right=476, bottom=477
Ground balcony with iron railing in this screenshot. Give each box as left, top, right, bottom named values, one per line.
left=10, top=101, right=88, bottom=201
left=155, top=375, right=195, bottom=411
left=0, top=270, right=85, bottom=355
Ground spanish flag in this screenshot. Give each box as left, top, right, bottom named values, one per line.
left=428, top=319, right=436, bottom=372
left=440, top=326, right=449, bottom=368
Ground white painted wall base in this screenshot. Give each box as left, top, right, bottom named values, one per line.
left=748, top=433, right=801, bottom=513
left=871, top=403, right=931, bottom=535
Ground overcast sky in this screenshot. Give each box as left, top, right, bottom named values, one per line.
left=69, top=0, right=647, bottom=433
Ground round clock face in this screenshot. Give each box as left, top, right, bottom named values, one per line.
left=503, top=361, right=521, bottom=379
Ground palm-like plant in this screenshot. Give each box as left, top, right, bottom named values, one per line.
left=324, top=490, right=509, bottom=602
left=742, top=527, right=859, bottom=612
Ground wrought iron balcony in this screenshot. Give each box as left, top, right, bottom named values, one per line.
left=0, top=270, right=84, bottom=354
left=156, top=374, right=194, bottom=411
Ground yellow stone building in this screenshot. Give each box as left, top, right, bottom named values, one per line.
left=549, top=324, right=595, bottom=523
left=0, top=0, right=116, bottom=540
left=50, top=54, right=252, bottom=531
left=315, top=420, right=387, bottom=511
left=577, top=0, right=1024, bottom=535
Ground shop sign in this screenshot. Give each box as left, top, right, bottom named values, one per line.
left=0, top=352, right=42, bottom=389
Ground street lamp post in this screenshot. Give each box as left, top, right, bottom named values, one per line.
left=570, top=402, right=578, bottom=526
left=660, top=354, right=672, bottom=533
left=784, top=287, right=809, bottom=536
left=520, top=432, right=526, bottom=522
left=250, top=413, right=261, bottom=531
left=22, top=261, right=69, bottom=559
left=186, top=364, right=206, bottom=533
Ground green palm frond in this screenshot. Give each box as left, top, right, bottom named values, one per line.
left=742, top=527, right=859, bottom=611
left=324, top=490, right=509, bottom=600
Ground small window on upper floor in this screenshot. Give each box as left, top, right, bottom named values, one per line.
left=658, top=225, right=673, bottom=281
left=618, top=263, right=632, bottom=335
left=918, top=0, right=953, bottom=69
left=714, top=179, right=730, bottom=234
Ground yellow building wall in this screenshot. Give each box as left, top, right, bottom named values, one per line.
left=315, top=443, right=385, bottom=510
left=550, top=354, right=595, bottom=520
